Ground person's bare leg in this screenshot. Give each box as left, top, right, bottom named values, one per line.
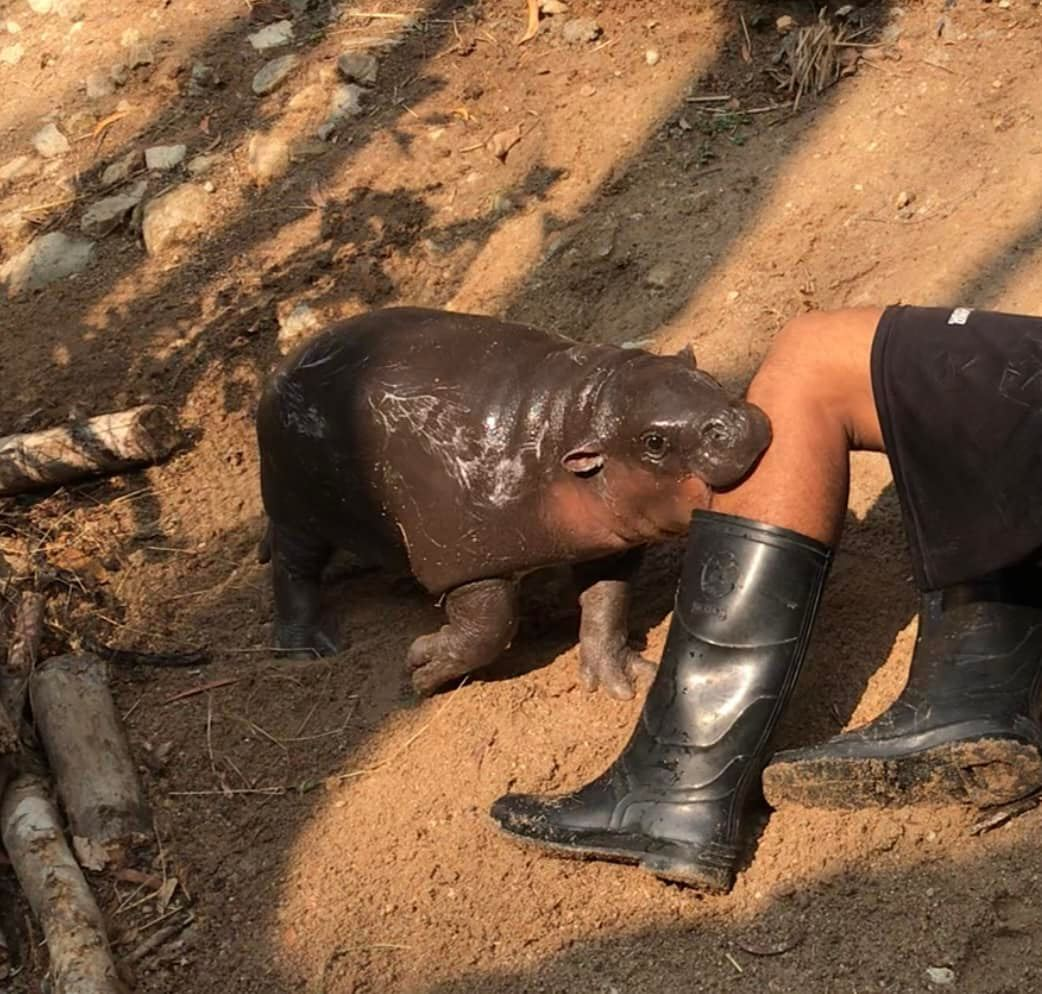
left=712, top=307, right=886, bottom=544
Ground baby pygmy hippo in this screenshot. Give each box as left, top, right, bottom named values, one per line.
left=257, top=307, right=770, bottom=698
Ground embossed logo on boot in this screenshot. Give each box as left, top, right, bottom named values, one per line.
left=699, top=551, right=739, bottom=600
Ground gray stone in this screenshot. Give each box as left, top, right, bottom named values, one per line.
left=277, top=301, right=321, bottom=352
left=247, top=133, right=290, bottom=185
left=316, top=120, right=336, bottom=141
left=336, top=51, right=378, bottom=85
left=1, top=231, right=95, bottom=296
left=32, top=122, right=70, bottom=158
left=1, top=42, right=23, bottom=65
left=127, top=43, right=154, bottom=68
left=80, top=180, right=147, bottom=237
left=926, top=968, right=955, bottom=986
left=540, top=0, right=568, bottom=13
left=248, top=19, right=293, bottom=50
left=110, top=61, right=129, bottom=86
left=189, top=62, right=217, bottom=93
left=561, top=17, right=602, bottom=44
left=187, top=153, right=219, bottom=176
left=329, top=82, right=365, bottom=120
left=27, top=0, right=53, bottom=13
left=86, top=70, right=115, bottom=99
left=645, top=261, right=675, bottom=289
left=645, top=48, right=660, bottom=66
left=145, top=144, right=186, bottom=171
left=142, top=184, right=209, bottom=256
left=252, top=55, right=297, bottom=96
left=101, top=150, right=139, bottom=186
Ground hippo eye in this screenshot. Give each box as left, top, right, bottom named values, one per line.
left=641, top=431, right=669, bottom=460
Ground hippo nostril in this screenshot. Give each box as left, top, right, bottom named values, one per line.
left=701, top=417, right=733, bottom=446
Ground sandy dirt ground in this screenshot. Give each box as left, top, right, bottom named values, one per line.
left=2, top=0, right=1042, bottom=991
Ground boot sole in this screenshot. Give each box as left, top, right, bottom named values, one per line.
left=491, top=822, right=734, bottom=892
left=762, top=736, right=1042, bottom=810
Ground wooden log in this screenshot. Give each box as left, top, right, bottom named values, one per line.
left=1, top=774, right=127, bottom=994
left=30, top=654, right=151, bottom=867
left=1, top=590, right=45, bottom=726
left=0, top=405, right=183, bottom=496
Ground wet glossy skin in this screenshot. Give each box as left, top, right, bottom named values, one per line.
left=258, top=307, right=770, bottom=594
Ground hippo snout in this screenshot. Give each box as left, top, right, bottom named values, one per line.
left=697, top=402, right=772, bottom=488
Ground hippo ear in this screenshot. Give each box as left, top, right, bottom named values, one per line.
left=562, top=446, right=605, bottom=477
left=675, top=343, right=698, bottom=367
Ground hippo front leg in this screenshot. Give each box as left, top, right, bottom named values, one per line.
left=270, top=524, right=338, bottom=658
left=407, top=578, right=519, bottom=696
left=574, top=549, right=656, bottom=700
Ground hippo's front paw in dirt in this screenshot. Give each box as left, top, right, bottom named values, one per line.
left=578, top=642, right=657, bottom=700
left=406, top=633, right=474, bottom=696
left=275, top=623, right=340, bottom=659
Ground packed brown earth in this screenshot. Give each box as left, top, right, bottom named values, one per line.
left=2, top=0, right=1042, bottom=991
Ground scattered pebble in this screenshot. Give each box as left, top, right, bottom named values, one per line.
left=248, top=19, right=294, bottom=51
left=27, top=0, right=53, bottom=13
left=80, top=180, right=147, bottom=237
left=895, top=190, right=914, bottom=209
left=998, top=0, right=1011, bottom=7
left=835, top=3, right=855, bottom=16
left=1, top=42, right=23, bottom=66
left=101, top=150, right=139, bottom=186
left=540, top=0, right=568, bottom=12
left=31, top=122, right=70, bottom=158
left=776, top=14, right=796, bottom=34
left=926, top=967, right=955, bottom=986
left=329, top=82, right=365, bottom=119
left=120, top=27, right=140, bottom=47
left=189, top=62, right=217, bottom=94
left=317, top=121, right=336, bottom=141
left=645, top=261, right=675, bottom=289
left=55, top=0, right=85, bottom=21
left=487, top=125, right=523, bottom=161
left=252, top=54, right=298, bottom=96
left=127, top=43, right=154, bottom=68
left=203, top=180, right=215, bottom=193
left=247, top=133, right=290, bottom=185
left=110, top=62, right=129, bottom=86
left=278, top=301, right=321, bottom=352
left=562, top=17, right=602, bottom=44
left=141, top=183, right=210, bottom=256
left=85, top=70, right=115, bottom=99
left=7, top=21, right=22, bottom=32
left=1, top=231, right=95, bottom=296
left=726, top=289, right=740, bottom=303
left=145, top=144, right=186, bottom=171
left=336, top=50, right=378, bottom=86
left=579, top=83, right=596, bottom=97
left=645, top=48, right=660, bottom=66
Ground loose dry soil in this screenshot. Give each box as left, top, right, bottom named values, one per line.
left=2, top=0, right=1042, bottom=992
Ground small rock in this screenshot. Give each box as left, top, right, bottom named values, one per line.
left=27, top=0, right=53, bottom=13
left=7, top=20, right=22, bottom=32
left=64, top=109, right=95, bottom=135
left=141, top=183, right=209, bottom=256
left=880, top=23, right=903, bottom=45
left=100, top=150, right=139, bottom=186
left=80, top=180, right=147, bottom=237
left=645, top=48, right=660, bottom=66
left=277, top=301, right=321, bottom=352
left=490, top=192, right=513, bottom=216
left=895, top=190, right=914, bottom=209
left=110, top=62, right=129, bottom=86
left=316, top=120, right=336, bottom=141
left=186, top=153, right=219, bottom=176
left=145, top=144, right=186, bottom=171
left=562, top=17, right=602, bottom=44
left=0, top=155, right=35, bottom=183
left=998, top=0, right=1011, bottom=7
left=85, top=69, right=115, bottom=99
left=1, top=42, right=23, bottom=65
left=55, top=0, right=85, bottom=20
left=926, top=967, right=955, bottom=986
left=645, top=261, right=675, bottom=289
left=247, top=133, right=290, bottom=185
left=1, top=231, right=95, bottom=296
left=726, top=289, right=740, bottom=303
left=336, top=50, right=378, bottom=85
left=588, top=222, right=616, bottom=260
left=189, top=62, right=217, bottom=91
left=579, top=83, right=596, bottom=97
left=487, top=124, right=522, bottom=161
left=835, top=4, right=855, bottom=16
left=329, top=82, right=365, bottom=119
left=248, top=19, right=294, bottom=50
left=203, top=180, right=215, bottom=193
left=292, top=139, right=328, bottom=159
left=127, top=43, right=154, bottom=68
left=252, top=54, right=297, bottom=96
left=120, top=27, right=140, bottom=47
left=776, top=14, right=796, bottom=34
left=32, top=122, right=70, bottom=158
left=540, top=0, right=568, bottom=12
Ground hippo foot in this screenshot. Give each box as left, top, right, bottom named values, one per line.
left=578, top=642, right=657, bottom=701
left=406, top=634, right=476, bottom=697
left=275, top=623, right=340, bottom=659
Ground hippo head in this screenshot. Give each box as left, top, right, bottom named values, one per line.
left=559, top=345, right=771, bottom=539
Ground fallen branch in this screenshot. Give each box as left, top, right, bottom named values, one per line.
left=0, top=406, right=184, bottom=497
left=1, top=774, right=127, bottom=994
left=2, top=591, right=45, bottom=725
left=30, top=654, right=151, bottom=867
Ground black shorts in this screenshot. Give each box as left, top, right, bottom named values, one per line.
left=871, top=305, right=1042, bottom=591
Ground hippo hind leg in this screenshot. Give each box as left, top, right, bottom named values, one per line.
left=407, top=578, right=519, bottom=696
left=270, top=524, right=338, bottom=658
left=574, top=549, right=657, bottom=701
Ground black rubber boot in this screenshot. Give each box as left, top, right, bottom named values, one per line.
left=489, top=511, right=831, bottom=891
left=763, top=565, right=1042, bottom=810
